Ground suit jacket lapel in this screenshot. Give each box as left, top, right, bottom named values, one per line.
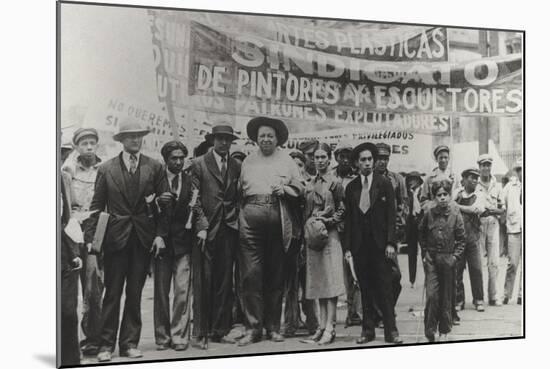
left=350, top=176, right=362, bottom=211
left=204, top=151, right=224, bottom=186
left=176, top=174, right=192, bottom=211
left=108, top=153, right=131, bottom=206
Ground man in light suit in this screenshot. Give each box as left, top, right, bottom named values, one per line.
left=343, top=142, right=403, bottom=345
left=190, top=125, right=241, bottom=348
left=85, top=119, right=164, bottom=362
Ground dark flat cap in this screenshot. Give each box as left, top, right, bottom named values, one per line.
left=298, top=140, right=320, bottom=153
left=376, top=142, right=391, bottom=156
left=289, top=150, right=306, bottom=164
left=462, top=167, right=480, bottom=178
left=73, top=128, right=99, bottom=145
left=246, top=116, right=289, bottom=146
left=406, top=171, right=425, bottom=184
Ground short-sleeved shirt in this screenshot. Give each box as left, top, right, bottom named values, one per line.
left=240, top=148, right=303, bottom=197
left=477, top=175, right=502, bottom=212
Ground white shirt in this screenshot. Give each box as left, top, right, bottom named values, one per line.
left=166, top=169, right=182, bottom=199
left=359, top=172, right=373, bottom=192
left=122, top=151, right=141, bottom=172
left=212, top=149, right=228, bottom=173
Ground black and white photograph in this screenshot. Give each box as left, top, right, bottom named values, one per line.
left=55, top=0, right=524, bottom=367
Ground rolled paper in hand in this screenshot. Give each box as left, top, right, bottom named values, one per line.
left=185, top=189, right=199, bottom=229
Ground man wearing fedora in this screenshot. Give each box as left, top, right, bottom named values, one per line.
left=190, top=124, right=241, bottom=347
left=477, top=153, right=505, bottom=306
left=343, top=142, right=402, bottom=345
left=238, top=117, right=304, bottom=346
left=85, top=119, right=164, bottom=362
left=62, top=128, right=104, bottom=356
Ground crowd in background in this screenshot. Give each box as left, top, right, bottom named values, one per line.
left=59, top=116, right=523, bottom=365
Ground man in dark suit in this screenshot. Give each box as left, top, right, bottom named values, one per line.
left=84, top=119, right=164, bottom=362
left=343, top=142, right=403, bottom=345
left=153, top=141, right=208, bottom=351
left=191, top=124, right=241, bottom=348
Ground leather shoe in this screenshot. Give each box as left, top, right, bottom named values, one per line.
left=426, top=334, right=435, bottom=343
left=267, top=331, right=285, bottom=342
left=172, top=343, right=189, bottom=351
left=237, top=332, right=261, bottom=346
left=97, top=351, right=112, bottom=362
left=517, top=297, right=522, bottom=305
left=120, top=348, right=142, bottom=358
left=156, top=343, right=171, bottom=351
left=211, top=334, right=236, bottom=344
left=386, top=336, right=403, bottom=344
left=356, top=335, right=375, bottom=344
left=192, top=337, right=208, bottom=350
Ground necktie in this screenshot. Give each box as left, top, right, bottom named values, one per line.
left=171, top=174, right=180, bottom=197
left=129, top=154, right=137, bottom=174
left=359, top=176, right=370, bottom=214
left=220, top=155, right=227, bottom=181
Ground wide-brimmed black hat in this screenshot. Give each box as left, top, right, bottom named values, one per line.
left=205, top=125, right=239, bottom=143
left=406, top=171, right=425, bottom=184
left=351, top=142, right=378, bottom=162
left=246, top=116, right=289, bottom=146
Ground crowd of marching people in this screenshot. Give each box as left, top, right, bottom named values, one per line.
left=59, top=116, right=523, bottom=365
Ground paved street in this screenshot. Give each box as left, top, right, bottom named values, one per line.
left=79, top=253, right=522, bottom=365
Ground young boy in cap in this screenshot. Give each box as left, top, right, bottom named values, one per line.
left=418, top=179, right=465, bottom=342
left=454, top=168, right=486, bottom=312
left=62, top=127, right=104, bottom=356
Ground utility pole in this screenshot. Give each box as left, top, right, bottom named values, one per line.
left=478, top=30, right=500, bottom=155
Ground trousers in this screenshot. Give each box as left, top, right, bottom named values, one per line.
left=479, top=216, right=500, bottom=301
left=79, top=245, right=104, bottom=351
left=456, top=240, right=484, bottom=306
left=504, top=233, right=522, bottom=300
left=154, top=253, right=192, bottom=346
left=239, top=201, right=285, bottom=335
left=424, top=253, right=455, bottom=337
left=61, top=267, right=80, bottom=366
left=98, top=231, right=150, bottom=353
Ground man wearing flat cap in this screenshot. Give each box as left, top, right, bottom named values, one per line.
left=343, top=142, right=402, bottom=345
left=85, top=119, right=164, bottom=362
left=238, top=117, right=304, bottom=346
left=190, top=124, right=241, bottom=347
left=420, top=145, right=459, bottom=207
left=62, top=127, right=104, bottom=356
left=454, top=167, right=486, bottom=312
left=298, top=139, right=320, bottom=180
left=476, top=153, right=505, bottom=306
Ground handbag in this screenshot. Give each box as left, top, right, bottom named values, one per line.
left=304, top=216, right=329, bottom=252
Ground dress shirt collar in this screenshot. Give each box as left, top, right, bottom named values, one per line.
left=359, top=172, right=373, bottom=190
left=122, top=151, right=140, bottom=172
left=212, top=149, right=227, bottom=170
